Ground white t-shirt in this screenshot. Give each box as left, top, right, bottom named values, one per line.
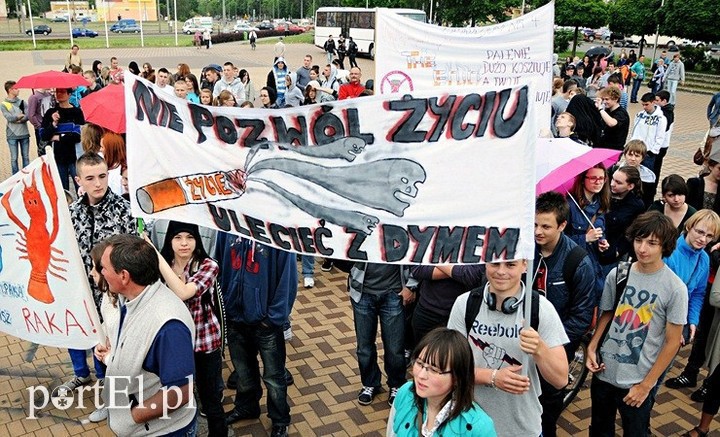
left=447, top=288, right=568, bottom=436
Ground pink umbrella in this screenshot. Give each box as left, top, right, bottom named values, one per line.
left=81, top=84, right=125, bottom=133
left=15, top=70, right=88, bottom=89
left=536, top=139, right=622, bottom=195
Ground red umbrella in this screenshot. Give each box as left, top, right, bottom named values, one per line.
left=15, top=70, right=88, bottom=89
left=81, top=84, right=125, bottom=133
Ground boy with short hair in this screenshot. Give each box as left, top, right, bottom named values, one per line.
left=586, top=211, right=687, bottom=436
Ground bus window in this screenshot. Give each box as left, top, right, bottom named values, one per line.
left=316, top=12, right=327, bottom=27
left=357, top=12, right=373, bottom=29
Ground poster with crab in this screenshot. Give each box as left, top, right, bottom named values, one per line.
left=375, top=2, right=554, bottom=133
left=0, top=152, right=104, bottom=349
left=126, top=74, right=537, bottom=265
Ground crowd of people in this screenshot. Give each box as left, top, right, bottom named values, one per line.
left=4, top=38, right=720, bottom=437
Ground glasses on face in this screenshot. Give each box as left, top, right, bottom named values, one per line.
left=691, top=227, right=715, bottom=241
left=585, top=176, right=606, bottom=183
left=413, top=359, right=451, bottom=377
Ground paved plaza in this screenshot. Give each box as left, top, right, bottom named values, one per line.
left=0, top=41, right=719, bottom=436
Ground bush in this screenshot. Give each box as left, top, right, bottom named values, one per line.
left=212, top=28, right=303, bottom=45
left=697, top=57, right=720, bottom=75
left=554, top=30, right=574, bottom=54
left=681, top=46, right=708, bottom=71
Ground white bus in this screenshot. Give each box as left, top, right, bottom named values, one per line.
left=314, top=7, right=426, bottom=59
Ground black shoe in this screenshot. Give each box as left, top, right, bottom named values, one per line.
left=227, top=370, right=238, bottom=390
left=388, top=387, right=399, bottom=406
left=691, top=384, right=708, bottom=402
left=225, top=408, right=260, bottom=424
left=357, top=386, right=378, bottom=406
left=271, top=425, right=289, bottom=437
left=285, top=369, right=294, bottom=386
left=666, top=373, right=697, bottom=389
left=321, top=259, right=334, bottom=272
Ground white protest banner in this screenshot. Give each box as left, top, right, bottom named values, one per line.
left=0, top=152, right=104, bottom=349
left=375, top=2, right=554, bottom=132
left=126, top=75, right=536, bottom=264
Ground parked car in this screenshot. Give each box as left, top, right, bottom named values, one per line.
left=110, top=19, right=137, bottom=32
left=233, top=22, right=258, bottom=33
left=116, top=24, right=141, bottom=33
left=50, top=16, right=68, bottom=22
left=72, top=28, right=98, bottom=38
left=257, top=21, right=274, bottom=30
left=281, top=22, right=304, bottom=33
left=581, top=28, right=596, bottom=42
left=26, top=25, right=52, bottom=35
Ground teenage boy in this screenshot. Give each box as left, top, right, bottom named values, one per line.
left=597, top=86, right=630, bottom=151
left=448, top=259, right=569, bottom=436
left=586, top=211, right=687, bottom=436
left=533, top=192, right=596, bottom=437
left=631, top=93, right=667, bottom=172
left=653, top=90, right=675, bottom=183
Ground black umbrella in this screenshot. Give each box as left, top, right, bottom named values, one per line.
left=584, top=46, right=615, bottom=62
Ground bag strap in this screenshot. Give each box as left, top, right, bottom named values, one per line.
left=597, top=261, right=632, bottom=363
left=563, top=245, right=588, bottom=303
left=464, top=287, right=484, bottom=336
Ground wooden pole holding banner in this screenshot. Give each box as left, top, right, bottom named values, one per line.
left=523, top=257, right=533, bottom=375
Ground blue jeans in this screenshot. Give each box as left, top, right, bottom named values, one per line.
left=631, top=78, right=643, bottom=102
left=301, top=255, right=315, bottom=278
left=68, top=348, right=105, bottom=379
left=666, top=79, right=679, bottom=104
left=227, top=321, right=290, bottom=426
left=590, top=377, right=653, bottom=436
left=351, top=291, right=406, bottom=389
left=8, top=137, right=30, bottom=174
left=57, top=161, right=77, bottom=191
left=195, top=348, right=227, bottom=437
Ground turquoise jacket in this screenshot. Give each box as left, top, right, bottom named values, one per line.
left=664, top=235, right=710, bottom=326
left=388, top=382, right=496, bottom=437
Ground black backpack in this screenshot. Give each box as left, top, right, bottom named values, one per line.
left=463, top=246, right=587, bottom=335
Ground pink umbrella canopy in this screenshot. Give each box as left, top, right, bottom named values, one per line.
left=15, top=70, right=88, bottom=89
left=80, top=84, right=125, bottom=133
left=535, top=138, right=622, bottom=195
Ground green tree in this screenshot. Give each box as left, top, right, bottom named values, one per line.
left=436, top=0, right=520, bottom=27
left=662, top=0, right=720, bottom=43
left=553, top=0, right=608, bottom=57
left=607, top=0, right=658, bottom=54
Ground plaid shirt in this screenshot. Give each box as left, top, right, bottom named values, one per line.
left=182, top=257, right=222, bottom=353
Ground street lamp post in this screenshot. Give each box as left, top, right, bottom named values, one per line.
left=26, top=0, right=35, bottom=48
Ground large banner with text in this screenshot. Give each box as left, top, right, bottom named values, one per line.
left=126, top=75, right=537, bottom=264
left=0, top=153, right=103, bottom=349
left=375, top=2, right=554, bottom=132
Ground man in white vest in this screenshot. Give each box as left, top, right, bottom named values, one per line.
left=95, top=234, right=197, bottom=436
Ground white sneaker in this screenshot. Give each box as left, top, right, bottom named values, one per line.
left=60, top=375, right=92, bottom=391
left=88, top=407, right=108, bottom=423
left=304, top=277, right=315, bottom=288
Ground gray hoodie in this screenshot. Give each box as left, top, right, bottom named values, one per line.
left=284, top=72, right=304, bottom=107
left=1, top=97, right=30, bottom=140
